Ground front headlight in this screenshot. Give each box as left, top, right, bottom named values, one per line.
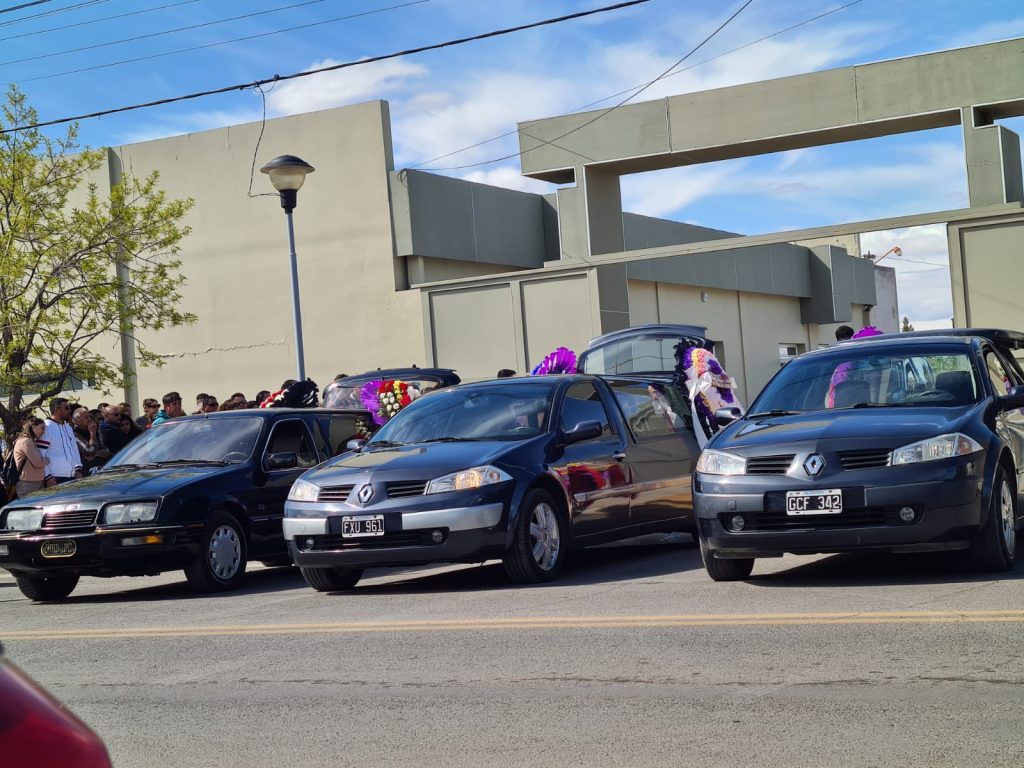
left=891, top=433, right=982, bottom=465
left=425, top=465, right=511, bottom=495
left=288, top=479, right=320, bottom=502
left=3, top=508, right=44, bottom=531
left=102, top=502, right=159, bottom=525
left=696, top=449, right=746, bottom=476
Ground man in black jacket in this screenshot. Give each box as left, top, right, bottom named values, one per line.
left=98, top=405, right=134, bottom=456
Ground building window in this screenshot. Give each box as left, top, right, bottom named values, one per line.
left=779, top=343, right=805, bottom=367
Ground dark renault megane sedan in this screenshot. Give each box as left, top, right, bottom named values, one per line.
left=284, top=375, right=700, bottom=590
left=694, top=329, right=1024, bottom=580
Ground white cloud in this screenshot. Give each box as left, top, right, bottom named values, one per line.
left=266, top=58, right=428, bottom=116
left=948, top=16, right=1024, bottom=48
left=863, top=224, right=953, bottom=326
left=460, top=166, right=554, bottom=194
left=622, top=162, right=746, bottom=218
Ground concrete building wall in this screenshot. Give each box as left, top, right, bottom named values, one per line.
left=948, top=211, right=1024, bottom=328
left=112, top=101, right=424, bottom=403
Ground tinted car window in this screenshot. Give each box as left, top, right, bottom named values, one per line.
left=318, top=414, right=374, bottom=455
left=986, top=351, right=1011, bottom=396
left=264, top=420, right=319, bottom=468
left=559, top=382, right=613, bottom=437
left=609, top=381, right=690, bottom=437
left=323, top=377, right=446, bottom=409
left=106, top=417, right=262, bottom=467
left=369, top=383, right=554, bottom=444
left=751, top=345, right=980, bottom=413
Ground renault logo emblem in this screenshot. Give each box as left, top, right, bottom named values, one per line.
left=357, top=484, right=374, bottom=504
left=803, top=454, right=825, bottom=476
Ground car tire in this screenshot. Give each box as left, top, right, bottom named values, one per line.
left=503, top=489, right=567, bottom=584
left=14, top=573, right=79, bottom=601
left=699, top=534, right=754, bottom=581
left=300, top=566, right=362, bottom=592
left=966, top=465, right=1017, bottom=573
left=184, top=511, right=248, bottom=592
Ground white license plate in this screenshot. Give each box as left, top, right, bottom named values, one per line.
left=341, top=515, right=385, bottom=538
left=785, top=489, right=843, bottom=515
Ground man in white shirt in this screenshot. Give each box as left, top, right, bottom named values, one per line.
left=42, top=398, right=83, bottom=486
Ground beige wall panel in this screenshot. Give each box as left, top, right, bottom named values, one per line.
left=627, top=280, right=659, bottom=325
left=738, top=293, right=807, bottom=399
left=521, top=275, right=596, bottom=371
left=959, top=221, right=1024, bottom=328
left=114, top=101, right=422, bottom=402
left=429, top=286, right=518, bottom=379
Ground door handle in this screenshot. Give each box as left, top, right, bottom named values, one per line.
left=612, top=451, right=626, bottom=461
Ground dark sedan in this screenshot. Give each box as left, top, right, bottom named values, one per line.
left=284, top=375, right=699, bottom=590
left=0, top=408, right=369, bottom=600
left=693, top=329, right=1024, bottom=580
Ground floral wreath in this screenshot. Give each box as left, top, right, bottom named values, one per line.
left=359, top=379, right=421, bottom=425
left=530, top=347, right=577, bottom=376
left=674, top=342, right=739, bottom=433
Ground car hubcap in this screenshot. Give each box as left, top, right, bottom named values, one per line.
left=208, top=525, right=241, bottom=580
left=529, top=503, right=560, bottom=571
left=1000, top=481, right=1015, bottom=558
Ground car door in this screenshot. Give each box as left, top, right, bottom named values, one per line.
left=604, top=378, right=699, bottom=528
left=553, top=380, right=631, bottom=539
left=986, top=346, right=1024, bottom=496
left=249, top=418, right=321, bottom=555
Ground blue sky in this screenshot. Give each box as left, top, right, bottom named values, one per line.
left=4, top=0, right=1024, bottom=329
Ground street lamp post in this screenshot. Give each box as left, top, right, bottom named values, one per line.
left=260, top=154, right=315, bottom=381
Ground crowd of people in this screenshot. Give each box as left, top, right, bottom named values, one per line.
left=2, top=381, right=302, bottom=501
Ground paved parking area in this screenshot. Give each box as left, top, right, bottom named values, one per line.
left=4, top=535, right=1024, bottom=768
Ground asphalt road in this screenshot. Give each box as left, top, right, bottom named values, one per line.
left=4, top=535, right=1024, bottom=768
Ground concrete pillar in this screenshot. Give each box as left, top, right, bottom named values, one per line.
left=554, top=185, right=587, bottom=262
left=595, top=263, right=630, bottom=333
left=962, top=106, right=1024, bottom=207
left=583, top=166, right=625, bottom=257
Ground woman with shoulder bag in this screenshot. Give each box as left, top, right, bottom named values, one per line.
left=13, top=417, right=50, bottom=498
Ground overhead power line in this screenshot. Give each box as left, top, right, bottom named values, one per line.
left=413, top=0, right=864, bottom=170
left=0, top=0, right=200, bottom=45
left=1, top=0, right=652, bottom=134
left=0, top=0, right=56, bottom=15
left=425, top=0, right=756, bottom=171
left=0, top=0, right=102, bottom=26
left=0, top=0, right=327, bottom=66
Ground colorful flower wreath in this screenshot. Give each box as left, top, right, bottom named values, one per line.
left=675, top=343, right=741, bottom=445
left=359, top=379, right=421, bottom=425
left=530, top=347, right=577, bottom=376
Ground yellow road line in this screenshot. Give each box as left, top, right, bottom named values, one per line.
left=7, top=609, right=1024, bottom=640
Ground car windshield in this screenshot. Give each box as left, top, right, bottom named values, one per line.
left=322, top=377, right=446, bottom=409
left=103, top=417, right=263, bottom=468
left=750, top=345, right=980, bottom=413
left=367, top=383, right=554, bottom=445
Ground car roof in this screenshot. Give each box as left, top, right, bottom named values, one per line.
left=582, top=323, right=707, bottom=350
left=172, top=408, right=365, bottom=420
left=336, top=368, right=457, bottom=383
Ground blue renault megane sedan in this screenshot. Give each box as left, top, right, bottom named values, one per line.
left=693, top=329, right=1024, bottom=580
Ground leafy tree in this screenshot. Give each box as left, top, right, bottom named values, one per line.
left=901, top=316, right=915, bottom=332
left=0, top=86, right=195, bottom=444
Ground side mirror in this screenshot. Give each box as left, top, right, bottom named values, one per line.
left=1000, top=385, right=1024, bottom=411
left=265, top=452, right=298, bottom=471
left=715, top=407, right=743, bottom=427
left=346, top=438, right=366, bottom=452
left=563, top=420, right=603, bottom=444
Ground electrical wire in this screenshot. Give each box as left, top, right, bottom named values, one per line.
left=424, top=0, right=756, bottom=171
left=16, top=0, right=431, bottom=82
left=0, top=0, right=104, bottom=27
left=412, top=0, right=865, bottom=170
left=0, top=0, right=56, bottom=15
left=0, top=0, right=200, bottom=45
left=0, top=0, right=327, bottom=67
left=1, top=0, right=651, bottom=134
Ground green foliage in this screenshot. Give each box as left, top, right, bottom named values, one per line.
left=0, top=86, right=195, bottom=442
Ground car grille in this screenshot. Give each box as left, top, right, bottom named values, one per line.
left=745, top=455, right=795, bottom=475
left=838, top=449, right=891, bottom=470
left=301, top=531, right=441, bottom=550
left=386, top=481, right=428, bottom=499
left=316, top=485, right=355, bottom=503
left=719, top=508, right=913, bottom=531
left=41, top=509, right=98, bottom=530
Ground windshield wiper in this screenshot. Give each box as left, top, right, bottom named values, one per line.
left=365, top=440, right=406, bottom=448
left=152, top=459, right=229, bottom=466
left=846, top=402, right=916, bottom=409
left=417, top=437, right=482, bottom=443
left=747, top=409, right=802, bottom=418
left=101, top=463, right=159, bottom=472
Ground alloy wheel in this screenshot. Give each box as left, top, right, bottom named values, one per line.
left=529, top=502, right=561, bottom=571
left=208, top=524, right=242, bottom=581
left=1000, top=480, right=1015, bottom=559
